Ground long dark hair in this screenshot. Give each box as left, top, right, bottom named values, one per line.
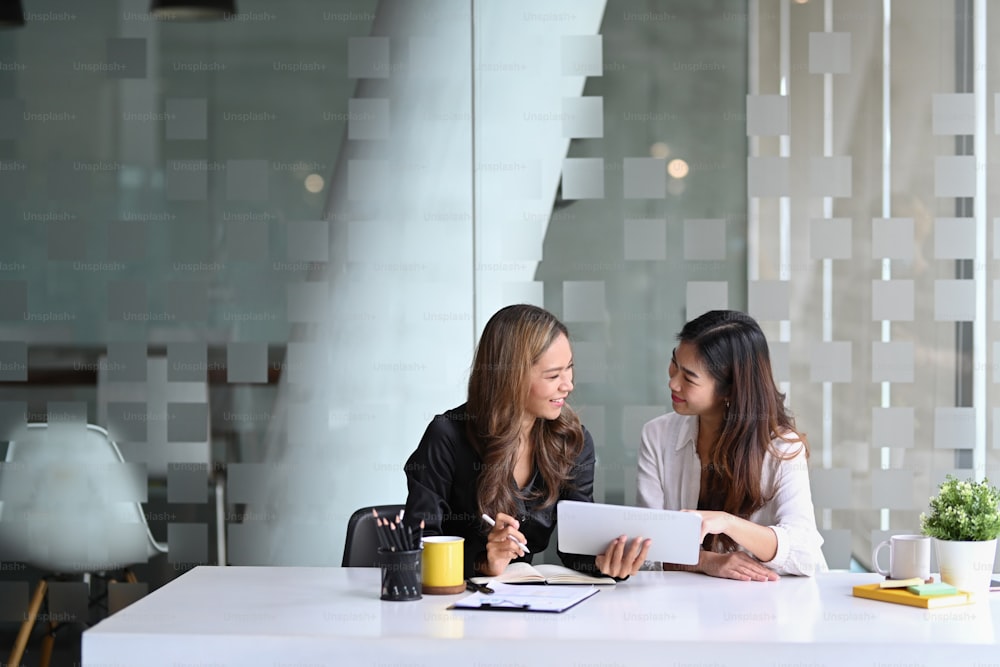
left=680, top=310, right=806, bottom=552
left=466, top=304, right=584, bottom=518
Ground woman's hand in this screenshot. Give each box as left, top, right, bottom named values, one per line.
left=682, top=509, right=779, bottom=564
left=481, top=512, right=527, bottom=576
left=683, top=509, right=731, bottom=541
left=699, top=550, right=779, bottom=582
left=595, top=535, right=652, bottom=578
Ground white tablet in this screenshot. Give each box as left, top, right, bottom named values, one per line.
left=556, top=500, right=702, bottom=565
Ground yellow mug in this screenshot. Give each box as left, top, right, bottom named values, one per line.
left=421, top=535, right=465, bottom=595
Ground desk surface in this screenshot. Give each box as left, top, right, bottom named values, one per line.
left=83, top=567, right=998, bottom=667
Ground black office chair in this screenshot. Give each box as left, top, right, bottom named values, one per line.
left=341, top=504, right=406, bottom=567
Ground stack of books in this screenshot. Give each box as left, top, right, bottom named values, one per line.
left=852, top=577, right=974, bottom=609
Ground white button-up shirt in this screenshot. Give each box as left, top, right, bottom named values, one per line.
left=637, top=412, right=828, bottom=576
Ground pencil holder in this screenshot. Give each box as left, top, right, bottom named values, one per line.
left=378, top=548, right=422, bottom=601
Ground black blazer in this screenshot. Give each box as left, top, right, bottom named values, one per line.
left=403, top=404, right=599, bottom=578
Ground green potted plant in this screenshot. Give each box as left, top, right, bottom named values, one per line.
left=920, top=475, right=1000, bottom=593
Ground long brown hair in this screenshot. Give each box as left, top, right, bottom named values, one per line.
left=466, top=304, right=584, bottom=518
left=680, top=310, right=807, bottom=552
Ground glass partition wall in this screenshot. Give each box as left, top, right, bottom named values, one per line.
left=0, top=0, right=994, bottom=618
left=751, top=0, right=1000, bottom=571
left=254, top=0, right=749, bottom=567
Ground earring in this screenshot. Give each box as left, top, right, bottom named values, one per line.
left=724, top=399, right=730, bottom=419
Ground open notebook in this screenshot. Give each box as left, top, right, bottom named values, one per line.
left=470, top=562, right=616, bottom=585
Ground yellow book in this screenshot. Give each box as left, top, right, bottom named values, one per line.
left=852, top=583, right=973, bottom=609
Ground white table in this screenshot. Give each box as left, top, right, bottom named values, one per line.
left=82, top=567, right=999, bottom=666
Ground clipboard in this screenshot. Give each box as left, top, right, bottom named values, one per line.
left=448, top=582, right=600, bottom=613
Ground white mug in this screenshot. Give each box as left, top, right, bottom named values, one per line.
left=872, top=534, right=931, bottom=580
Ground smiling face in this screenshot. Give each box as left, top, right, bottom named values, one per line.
left=668, top=341, right=724, bottom=420
left=523, top=332, right=574, bottom=425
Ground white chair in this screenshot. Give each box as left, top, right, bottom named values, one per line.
left=97, top=355, right=227, bottom=565
left=0, top=422, right=167, bottom=667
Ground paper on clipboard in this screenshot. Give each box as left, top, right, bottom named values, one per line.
left=448, top=582, right=599, bottom=613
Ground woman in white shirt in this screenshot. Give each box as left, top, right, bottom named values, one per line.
left=637, top=310, right=827, bottom=579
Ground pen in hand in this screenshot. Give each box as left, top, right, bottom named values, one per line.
left=481, top=513, right=530, bottom=554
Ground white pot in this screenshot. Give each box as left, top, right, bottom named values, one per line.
left=934, top=537, right=998, bottom=594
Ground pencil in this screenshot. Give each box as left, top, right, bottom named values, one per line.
left=405, top=521, right=418, bottom=551
left=393, top=513, right=408, bottom=550
left=380, top=516, right=397, bottom=551
left=372, top=509, right=389, bottom=550
left=388, top=520, right=403, bottom=552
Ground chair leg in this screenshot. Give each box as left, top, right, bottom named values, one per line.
left=38, top=621, right=57, bottom=667
left=7, top=578, right=47, bottom=667
left=215, top=474, right=227, bottom=565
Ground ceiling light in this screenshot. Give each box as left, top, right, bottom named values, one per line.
left=150, top=0, right=236, bottom=21
left=667, top=159, right=689, bottom=179
left=650, top=142, right=670, bottom=159
left=304, top=174, right=324, bottom=193
left=0, top=0, right=25, bottom=28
